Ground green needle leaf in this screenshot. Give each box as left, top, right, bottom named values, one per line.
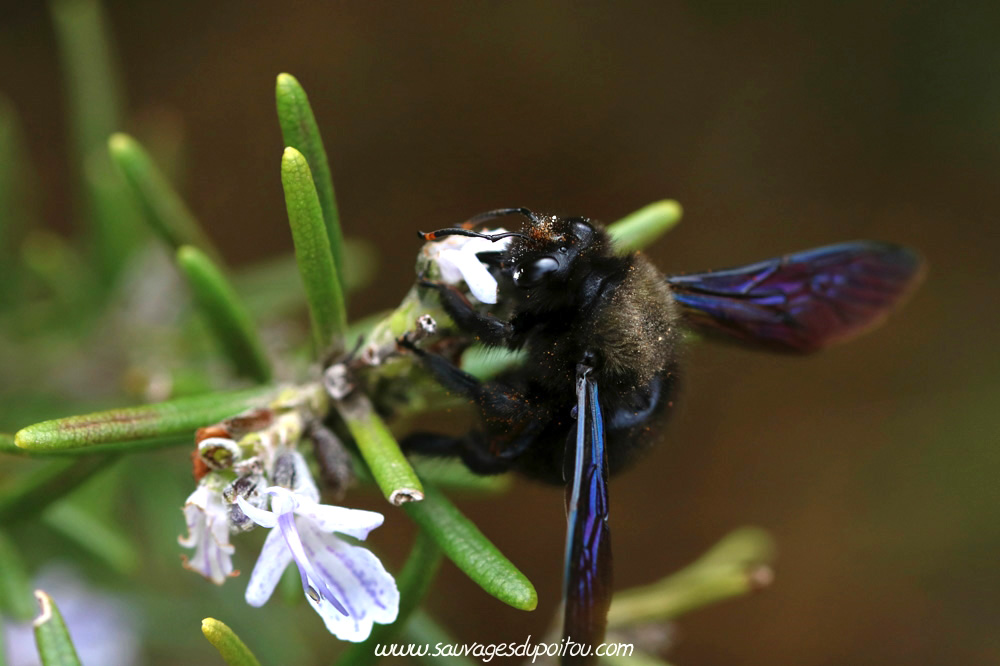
left=607, top=200, right=683, bottom=253
left=0, top=95, right=37, bottom=302
left=461, top=346, right=528, bottom=381
left=0, top=529, right=36, bottom=622
left=49, top=0, right=122, bottom=168
left=338, top=530, right=443, bottom=666
left=43, top=502, right=140, bottom=575
left=233, top=238, right=377, bottom=320
left=408, top=457, right=512, bottom=494
left=176, top=246, right=272, bottom=383
left=403, top=484, right=537, bottom=611
left=0, top=457, right=117, bottom=525
left=201, top=618, right=262, bottom=666
left=14, top=386, right=273, bottom=453
left=607, top=526, right=776, bottom=628
left=32, top=590, right=82, bottom=666
left=339, top=393, right=423, bottom=505
left=281, top=146, right=347, bottom=353
left=82, top=151, right=142, bottom=285
left=108, top=133, right=221, bottom=262
left=50, top=0, right=139, bottom=285
left=275, top=73, right=345, bottom=291
left=352, top=454, right=510, bottom=494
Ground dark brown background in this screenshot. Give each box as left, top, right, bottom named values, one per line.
left=2, top=2, right=999, bottom=664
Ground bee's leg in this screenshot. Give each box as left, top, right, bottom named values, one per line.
left=400, top=431, right=512, bottom=475
left=400, top=337, right=482, bottom=396
left=400, top=341, right=543, bottom=469
left=401, top=338, right=534, bottom=419
left=418, top=279, right=513, bottom=346
left=402, top=380, right=542, bottom=473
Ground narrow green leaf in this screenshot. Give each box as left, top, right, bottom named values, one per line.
left=108, top=133, right=220, bottom=262
left=461, top=346, right=527, bottom=381
left=233, top=238, right=377, bottom=320
left=402, top=611, right=478, bottom=666
left=352, top=453, right=509, bottom=495
left=607, top=200, right=683, bottom=253
left=14, top=386, right=272, bottom=453
left=0, top=457, right=116, bottom=525
left=201, top=618, right=262, bottom=666
left=32, top=590, right=82, bottom=666
left=43, top=502, right=139, bottom=575
left=403, top=484, right=536, bottom=611
left=275, top=73, right=345, bottom=291
left=49, top=0, right=123, bottom=167
left=82, top=150, right=142, bottom=284
left=0, top=529, right=36, bottom=622
left=281, top=146, right=347, bottom=353
left=607, top=527, right=775, bottom=628
left=339, top=393, right=423, bottom=505
left=177, top=246, right=272, bottom=383
left=2, top=435, right=190, bottom=458
left=409, top=457, right=511, bottom=494
left=338, top=530, right=442, bottom=666
left=50, top=0, right=138, bottom=284
left=0, top=95, right=37, bottom=302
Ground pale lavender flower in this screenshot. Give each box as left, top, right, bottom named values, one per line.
left=236, top=485, right=399, bottom=642
left=421, top=228, right=512, bottom=304
left=178, top=478, right=234, bottom=585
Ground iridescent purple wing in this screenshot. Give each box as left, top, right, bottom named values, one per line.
left=665, top=241, right=925, bottom=352
left=562, top=367, right=611, bottom=664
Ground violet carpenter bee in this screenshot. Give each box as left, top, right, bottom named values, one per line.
left=399, top=207, right=924, bottom=664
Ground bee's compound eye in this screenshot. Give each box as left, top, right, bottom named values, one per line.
left=513, top=256, right=559, bottom=287
left=568, top=219, right=593, bottom=242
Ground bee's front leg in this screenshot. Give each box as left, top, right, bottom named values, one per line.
left=418, top=278, right=513, bottom=347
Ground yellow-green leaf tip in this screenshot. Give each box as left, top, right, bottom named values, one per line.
left=282, top=145, right=305, bottom=163
left=201, top=617, right=221, bottom=638
left=107, top=131, right=132, bottom=155
left=14, top=428, right=34, bottom=450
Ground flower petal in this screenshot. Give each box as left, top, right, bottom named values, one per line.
left=438, top=248, right=500, bottom=304
left=244, top=524, right=293, bottom=607
left=277, top=511, right=348, bottom=616
left=297, top=517, right=400, bottom=642
left=236, top=495, right=277, bottom=528
left=179, top=484, right=234, bottom=585
left=293, top=502, right=384, bottom=541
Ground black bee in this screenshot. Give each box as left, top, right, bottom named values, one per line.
left=400, top=207, right=924, bottom=664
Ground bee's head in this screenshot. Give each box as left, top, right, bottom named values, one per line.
left=502, top=214, right=607, bottom=291
left=419, top=208, right=613, bottom=309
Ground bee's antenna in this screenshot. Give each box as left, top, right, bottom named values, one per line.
left=417, top=228, right=528, bottom=242
left=418, top=207, right=538, bottom=243
left=466, top=207, right=539, bottom=226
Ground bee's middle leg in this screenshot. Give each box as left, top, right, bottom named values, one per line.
left=399, top=344, right=544, bottom=471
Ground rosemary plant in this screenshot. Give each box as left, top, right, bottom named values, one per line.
left=0, top=3, right=774, bottom=664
